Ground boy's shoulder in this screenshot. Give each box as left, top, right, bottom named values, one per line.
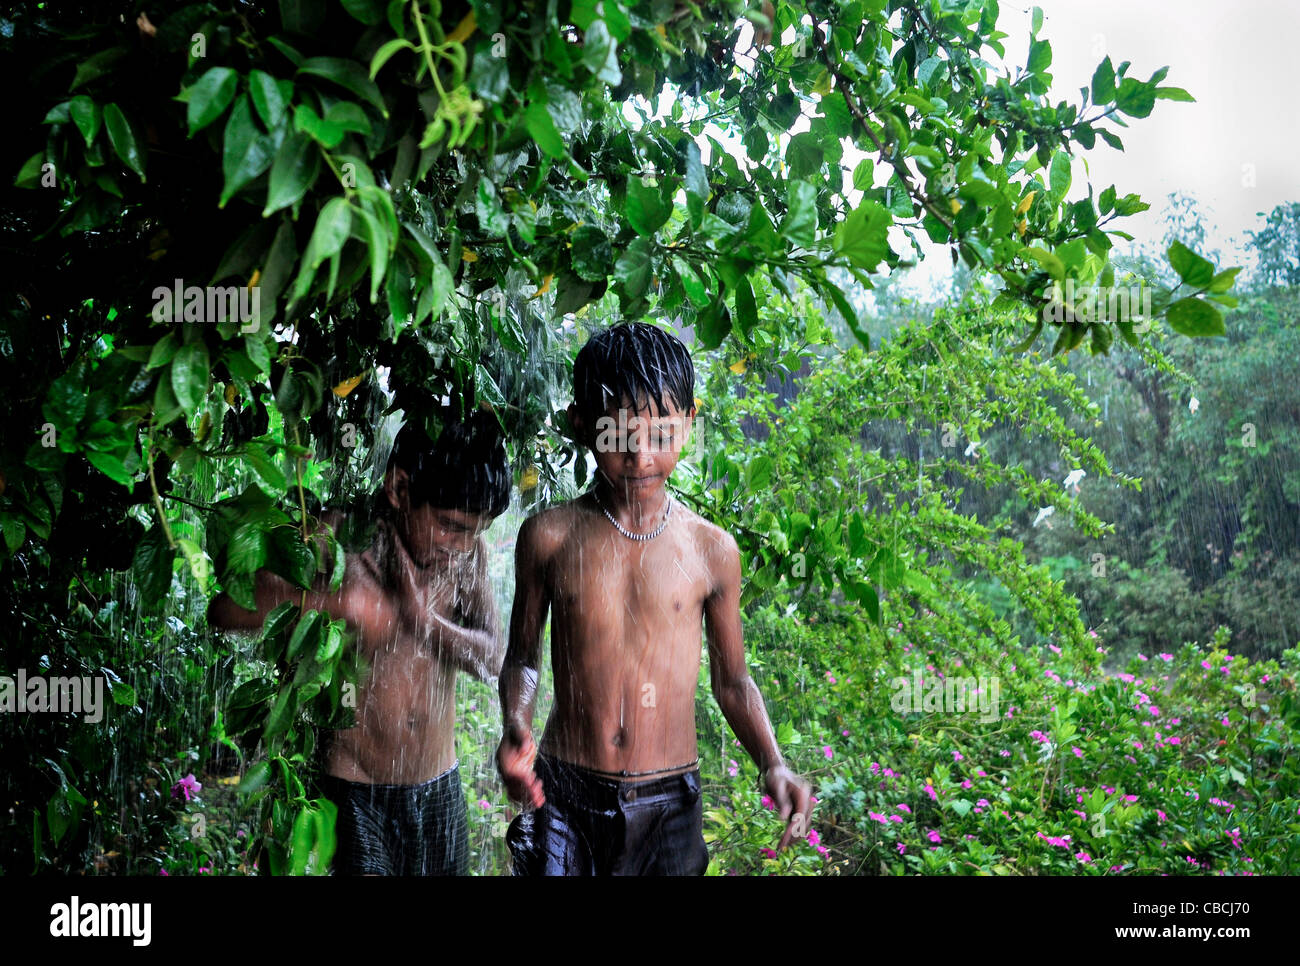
left=672, top=499, right=740, bottom=562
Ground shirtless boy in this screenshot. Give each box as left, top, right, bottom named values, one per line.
left=497, top=323, right=812, bottom=875
left=208, top=415, right=510, bottom=874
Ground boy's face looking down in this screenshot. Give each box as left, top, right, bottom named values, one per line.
left=384, top=465, right=493, bottom=567
left=570, top=395, right=694, bottom=499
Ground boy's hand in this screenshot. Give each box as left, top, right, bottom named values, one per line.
left=764, top=765, right=813, bottom=851
left=496, top=728, right=545, bottom=809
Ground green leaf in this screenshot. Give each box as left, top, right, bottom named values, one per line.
left=673, top=257, right=709, bottom=307
left=304, top=197, right=353, bottom=269
left=186, top=67, right=239, bottom=136
left=69, top=96, right=101, bottom=147
left=220, top=97, right=276, bottom=207
left=147, top=331, right=179, bottom=369
left=1208, top=267, right=1241, bottom=293
left=476, top=179, right=509, bottom=237
left=264, top=133, right=321, bottom=215
left=524, top=102, right=565, bottom=158
left=369, top=38, right=416, bottom=79
left=626, top=179, right=673, bottom=236
left=1167, top=241, right=1215, bottom=287
left=103, top=103, right=145, bottom=180
left=746, top=455, right=774, bottom=489
left=297, top=57, right=388, bottom=116
left=1090, top=56, right=1116, bottom=103
left=1027, top=38, right=1052, bottom=75
left=238, top=760, right=274, bottom=795
left=581, top=20, right=622, bottom=86
left=613, top=236, right=654, bottom=298
left=87, top=451, right=132, bottom=487
left=732, top=276, right=758, bottom=336
left=1166, top=297, right=1224, bottom=337
left=684, top=141, right=708, bottom=227
left=1049, top=151, right=1071, bottom=204
left=228, top=522, right=270, bottom=573
left=852, top=158, right=875, bottom=191
left=571, top=225, right=613, bottom=282
left=249, top=70, right=293, bottom=130
left=785, top=132, right=823, bottom=181
left=778, top=182, right=818, bottom=250
left=171, top=343, right=211, bottom=412
left=832, top=201, right=891, bottom=271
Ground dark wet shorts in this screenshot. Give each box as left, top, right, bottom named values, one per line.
left=506, top=755, right=709, bottom=876
left=321, top=763, right=468, bottom=876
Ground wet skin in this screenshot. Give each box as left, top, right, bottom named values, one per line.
left=497, top=398, right=813, bottom=849
left=208, top=467, right=503, bottom=785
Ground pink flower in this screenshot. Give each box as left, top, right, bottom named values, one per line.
left=952, top=751, right=963, bottom=761
left=883, top=767, right=895, bottom=778
left=889, top=814, right=903, bottom=823
left=759, top=848, right=777, bottom=859
left=999, top=750, right=1011, bottom=757
left=1137, top=653, right=1148, bottom=661
left=1221, top=716, right=1230, bottom=726
left=1124, top=795, right=1138, bottom=803
left=897, top=803, right=912, bottom=814
left=761, top=795, right=775, bottom=810
left=976, top=799, right=989, bottom=808
left=841, top=729, right=850, bottom=737
left=1167, top=736, right=1181, bottom=746
left=826, top=672, right=837, bottom=684
left=171, top=773, right=202, bottom=802
left=1158, top=653, right=1173, bottom=662
left=927, top=830, right=942, bottom=844
left=1156, top=810, right=1167, bottom=823
left=823, top=746, right=834, bottom=760
left=924, top=783, right=938, bottom=802
left=976, top=769, right=987, bottom=777
left=158, top=868, right=169, bottom=876
left=477, top=798, right=491, bottom=810
left=1076, top=851, right=1092, bottom=863
left=897, top=843, right=907, bottom=854
left=198, top=865, right=212, bottom=875
left=816, top=845, right=829, bottom=856
left=1072, top=746, right=1084, bottom=758
left=869, top=762, right=880, bottom=775
left=961, top=779, right=972, bottom=789
left=728, top=759, right=738, bottom=777
left=807, top=829, right=821, bottom=846
left=1133, top=741, right=1143, bottom=750
left=1148, top=705, right=1161, bottom=717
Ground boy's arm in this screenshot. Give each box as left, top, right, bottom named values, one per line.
left=495, top=514, right=550, bottom=808
left=704, top=529, right=813, bottom=850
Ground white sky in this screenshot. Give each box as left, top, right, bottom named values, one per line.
left=1033, top=0, right=1300, bottom=259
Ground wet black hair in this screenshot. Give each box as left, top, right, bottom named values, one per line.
left=572, top=322, right=696, bottom=430
left=388, top=411, right=510, bottom=516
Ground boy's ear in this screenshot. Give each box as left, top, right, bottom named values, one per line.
left=566, top=402, right=585, bottom=443
left=384, top=466, right=411, bottom=513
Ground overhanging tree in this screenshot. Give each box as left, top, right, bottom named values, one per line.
left=2, top=0, right=1238, bottom=872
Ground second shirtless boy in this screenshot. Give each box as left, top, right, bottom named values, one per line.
left=210, top=414, right=509, bottom=874
left=497, top=323, right=811, bottom=875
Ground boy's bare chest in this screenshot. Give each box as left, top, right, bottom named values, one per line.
left=552, top=538, right=710, bottom=618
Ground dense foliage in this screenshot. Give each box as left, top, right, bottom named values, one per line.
left=4, top=0, right=1284, bottom=877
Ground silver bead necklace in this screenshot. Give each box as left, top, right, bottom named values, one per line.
left=594, top=491, right=673, bottom=541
